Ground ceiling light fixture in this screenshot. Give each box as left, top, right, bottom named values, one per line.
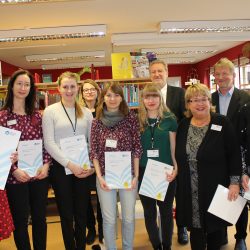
left=0, top=24, right=106, bottom=43
left=41, top=61, right=105, bottom=70
left=141, top=46, right=217, bottom=55
left=159, top=20, right=250, bottom=34
left=26, top=51, right=105, bottom=63
left=112, top=28, right=249, bottom=46
left=0, top=0, right=90, bottom=4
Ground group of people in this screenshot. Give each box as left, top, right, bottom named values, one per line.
left=0, top=57, right=249, bottom=250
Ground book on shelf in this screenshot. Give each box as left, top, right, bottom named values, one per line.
left=42, top=74, right=52, bottom=83
left=123, top=84, right=140, bottom=107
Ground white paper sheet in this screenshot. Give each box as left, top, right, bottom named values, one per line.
left=18, top=139, right=43, bottom=177
left=105, top=151, right=132, bottom=189
left=208, top=184, right=247, bottom=225
left=60, top=135, right=90, bottom=175
left=0, top=126, right=21, bottom=190
left=139, top=159, right=173, bottom=201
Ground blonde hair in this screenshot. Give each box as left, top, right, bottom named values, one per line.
left=214, top=57, right=235, bottom=74
left=149, top=59, right=168, bottom=72
left=96, top=82, right=129, bottom=120
left=138, top=83, right=173, bottom=132
left=80, top=79, right=100, bottom=108
left=184, top=83, right=215, bottom=118
left=57, top=71, right=83, bottom=118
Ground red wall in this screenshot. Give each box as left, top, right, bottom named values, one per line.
left=2, top=42, right=248, bottom=88
left=1, top=60, right=19, bottom=77
left=194, top=42, right=249, bottom=86
left=29, top=66, right=112, bottom=82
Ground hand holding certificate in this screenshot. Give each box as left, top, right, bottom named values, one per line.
left=18, top=139, right=43, bottom=177
left=60, top=135, right=90, bottom=175
left=105, top=151, right=132, bottom=189
left=208, top=184, right=247, bottom=225
left=0, top=126, right=21, bottom=190
left=243, top=180, right=250, bottom=200
left=139, top=159, right=173, bottom=201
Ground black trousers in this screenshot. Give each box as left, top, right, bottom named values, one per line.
left=50, top=161, right=90, bottom=250
left=235, top=204, right=248, bottom=240
left=6, top=178, right=49, bottom=250
left=139, top=167, right=176, bottom=248
left=190, top=228, right=224, bottom=250
left=87, top=174, right=103, bottom=233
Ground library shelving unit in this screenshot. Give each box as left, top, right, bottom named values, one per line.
left=0, top=78, right=152, bottom=109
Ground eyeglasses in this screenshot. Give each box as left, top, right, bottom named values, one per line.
left=188, top=97, right=209, bottom=104
left=15, top=82, right=31, bottom=89
left=82, top=88, right=97, bottom=94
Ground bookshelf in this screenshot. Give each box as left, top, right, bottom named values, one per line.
left=0, top=78, right=151, bottom=109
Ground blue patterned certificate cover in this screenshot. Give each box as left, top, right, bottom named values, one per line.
left=0, top=126, right=21, bottom=190
left=60, top=135, right=90, bottom=175
left=18, top=139, right=43, bottom=177
left=105, top=151, right=132, bottom=189
left=139, top=159, right=173, bottom=201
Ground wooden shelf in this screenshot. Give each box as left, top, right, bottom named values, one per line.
left=0, top=78, right=151, bottom=94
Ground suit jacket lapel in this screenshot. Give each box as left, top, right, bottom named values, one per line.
left=212, top=92, right=220, bottom=113
left=166, top=85, right=172, bottom=107
left=227, top=89, right=240, bottom=120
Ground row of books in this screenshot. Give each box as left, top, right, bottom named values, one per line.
left=123, top=84, right=141, bottom=107
left=33, top=84, right=143, bottom=110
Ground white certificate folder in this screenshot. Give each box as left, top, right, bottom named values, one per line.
left=60, top=135, right=90, bottom=175
left=18, top=139, right=43, bottom=177
left=208, top=184, right=247, bottom=225
left=139, top=159, right=173, bottom=201
left=0, top=126, right=21, bottom=190
left=105, top=151, right=132, bottom=189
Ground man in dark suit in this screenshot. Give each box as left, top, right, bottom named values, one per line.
left=149, top=59, right=188, bottom=245
left=212, top=57, right=250, bottom=250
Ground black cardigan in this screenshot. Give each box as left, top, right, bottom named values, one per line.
left=175, top=113, right=242, bottom=233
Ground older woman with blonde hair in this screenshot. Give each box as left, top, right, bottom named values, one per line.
left=175, top=83, right=242, bottom=250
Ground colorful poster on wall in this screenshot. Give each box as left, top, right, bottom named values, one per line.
left=130, top=52, right=149, bottom=78
left=111, top=53, right=133, bottom=79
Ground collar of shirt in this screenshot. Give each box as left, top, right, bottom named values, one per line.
left=161, top=83, right=168, bottom=104
left=218, top=85, right=234, bottom=97
left=218, top=86, right=234, bottom=115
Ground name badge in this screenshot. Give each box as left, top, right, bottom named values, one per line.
left=105, top=139, right=117, bottom=148
left=147, top=149, right=159, bottom=158
left=211, top=124, right=222, bottom=131
left=7, top=119, right=17, bottom=126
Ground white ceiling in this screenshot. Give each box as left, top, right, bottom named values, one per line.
left=0, top=0, right=250, bottom=70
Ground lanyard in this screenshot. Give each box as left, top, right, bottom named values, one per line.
left=61, top=101, right=77, bottom=135
left=147, top=117, right=160, bottom=149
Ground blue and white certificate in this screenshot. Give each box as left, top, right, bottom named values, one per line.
left=0, top=126, right=21, bottom=190
left=139, top=159, right=173, bottom=201
left=60, top=135, right=90, bottom=175
left=105, top=151, right=132, bottom=189
left=18, top=139, right=43, bottom=177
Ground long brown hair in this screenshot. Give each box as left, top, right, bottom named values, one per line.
left=2, top=69, right=36, bottom=115
left=57, top=71, right=83, bottom=118
left=96, top=82, right=129, bottom=119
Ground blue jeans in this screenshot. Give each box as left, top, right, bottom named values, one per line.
left=97, top=178, right=137, bottom=250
